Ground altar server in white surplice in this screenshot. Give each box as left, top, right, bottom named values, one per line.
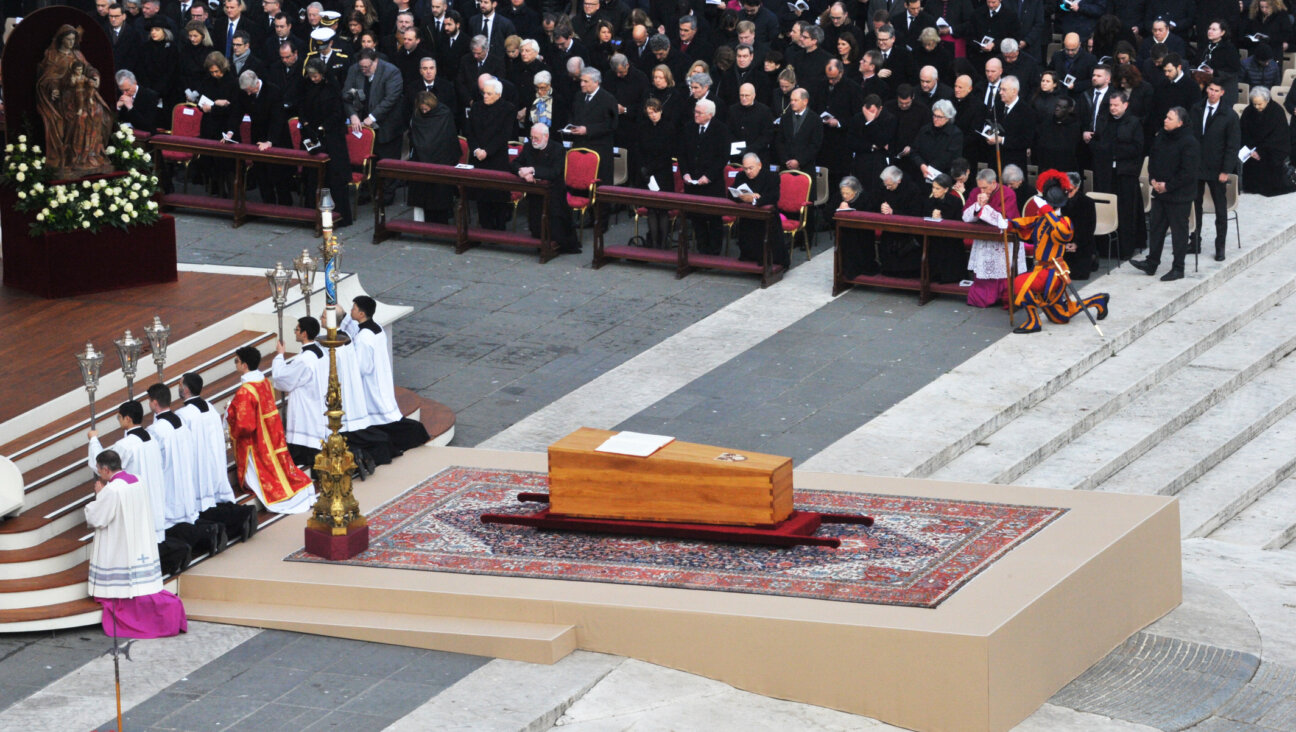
left=176, top=373, right=237, bottom=510
left=87, top=401, right=166, bottom=543
left=272, top=316, right=329, bottom=467
left=337, top=296, right=402, bottom=426
left=146, top=383, right=201, bottom=525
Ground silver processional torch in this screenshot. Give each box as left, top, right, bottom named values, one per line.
left=265, top=261, right=293, bottom=343
left=293, top=248, right=318, bottom=318
left=113, top=330, right=144, bottom=401
left=144, top=315, right=171, bottom=381
left=75, top=343, right=105, bottom=430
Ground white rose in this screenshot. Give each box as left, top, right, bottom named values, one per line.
left=83, top=220, right=91, bottom=229
left=17, top=163, right=27, bottom=172
left=33, top=183, right=43, bottom=193
left=32, top=160, right=42, bottom=169
left=32, top=146, right=40, bottom=154
left=109, top=203, right=118, bottom=212
left=148, top=201, right=158, bottom=210
left=17, top=135, right=26, bottom=143
left=132, top=183, right=141, bottom=191
left=35, top=212, right=45, bottom=221
left=81, top=201, right=91, bottom=210
left=105, top=146, right=116, bottom=155
left=121, top=214, right=130, bottom=223
left=17, top=191, right=26, bottom=199
left=4, top=145, right=12, bottom=153
left=124, top=202, right=134, bottom=212
left=15, top=172, right=24, bottom=182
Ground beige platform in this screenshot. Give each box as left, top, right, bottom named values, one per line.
left=178, top=445, right=1181, bottom=732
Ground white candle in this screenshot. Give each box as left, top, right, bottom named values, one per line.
left=322, top=210, right=333, bottom=230
left=325, top=306, right=336, bottom=330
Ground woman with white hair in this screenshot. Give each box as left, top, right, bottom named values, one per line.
left=908, top=98, right=962, bottom=183
left=961, top=167, right=1024, bottom=307
left=1240, top=85, right=1291, bottom=196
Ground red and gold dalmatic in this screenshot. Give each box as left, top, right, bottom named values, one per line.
left=227, top=375, right=312, bottom=504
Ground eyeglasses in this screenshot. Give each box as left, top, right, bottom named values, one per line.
left=932, top=113, right=947, bottom=119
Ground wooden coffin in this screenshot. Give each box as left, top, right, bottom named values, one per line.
left=547, top=427, right=794, bottom=526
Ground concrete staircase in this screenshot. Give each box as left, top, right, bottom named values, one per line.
left=918, top=234, right=1296, bottom=548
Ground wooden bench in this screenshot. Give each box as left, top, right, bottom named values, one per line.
left=592, top=185, right=785, bottom=288
left=833, top=210, right=1020, bottom=304
left=371, top=159, right=557, bottom=262
left=147, top=134, right=328, bottom=234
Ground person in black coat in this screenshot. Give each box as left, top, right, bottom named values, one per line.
left=1061, top=173, right=1098, bottom=279
left=407, top=90, right=461, bottom=223
left=951, top=74, right=986, bottom=168
left=138, top=19, right=180, bottom=107
left=299, top=58, right=353, bottom=225
left=729, top=153, right=783, bottom=265
left=238, top=73, right=293, bottom=205
left=1050, top=35, right=1096, bottom=96
left=466, top=76, right=516, bottom=229
left=1093, top=90, right=1144, bottom=259
left=606, top=56, right=648, bottom=154
left=678, top=98, right=732, bottom=254
left=983, top=76, right=1033, bottom=173
left=774, top=88, right=823, bottom=178
left=455, top=36, right=505, bottom=118
left=1239, top=87, right=1291, bottom=197
left=637, top=98, right=678, bottom=248
left=179, top=22, right=216, bottom=98
left=1034, top=95, right=1083, bottom=174
left=513, top=123, right=579, bottom=252
left=884, top=86, right=929, bottom=169
left=1151, top=55, right=1202, bottom=131
left=908, top=98, right=962, bottom=181
left=1132, top=107, right=1200, bottom=280
left=847, top=95, right=897, bottom=187
left=967, top=0, right=1020, bottom=78
left=728, top=83, right=775, bottom=163
left=115, top=70, right=162, bottom=133
left=1194, top=21, right=1242, bottom=109
left=836, top=174, right=874, bottom=278
left=567, top=68, right=619, bottom=186
left=924, top=173, right=968, bottom=283
left=875, top=165, right=925, bottom=276
left=1190, top=81, right=1241, bottom=261
left=107, top=4, right=143, bottom=72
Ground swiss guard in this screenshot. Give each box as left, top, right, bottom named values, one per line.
left=1007, top=170, right=1111, bottom=334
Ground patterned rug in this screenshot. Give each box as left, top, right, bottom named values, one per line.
left=285, top=467, right=1067, bottom=608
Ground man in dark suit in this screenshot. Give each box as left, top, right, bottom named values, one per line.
left=858, top=51, right=893, bottom=101
left=985, top=75, right=1032, bottom=173
left=238, top=71, right=294, bottom=204
left=513, top=123, right=578, bottom=252
left=1137, top=18, right=1187, bottom=65
left=266, top=41, right=305, bottom=114
left=1189, top=81, right=1240, bottom=262
left=436, top=11, right=470, bottom=84
left=679, top=99, right=732, bottom=255
left=469, top=0, right=514, bottom=54
left=775, top=88, right=824, bottom=181
left=1014, top=0, right=1049, bottom=58
left=729, top=152, right=783, bottom=265
left=967, top=0, right=1020, bottom=78
left=1000, top=39, right=1041, bottom=91
left=951, top=74, right=987, bottom=165
left=793, top=25, right=832, bottom=91
left=1050, top=32, right=1097, bottom=97
left=215, top=0, right=262, bottom=60
left=455, top=34, right=505, bottom=120
left=873, top=25, right=914, bottom=93
left=1079, top=64, right=1115, bottom=189
left=343, top=50, right=407, bottom=166
left=917, top=65, right=953, bottom=106
left=262, top=12, right=302, bottom=63
left=606, top=55, right=648, bottom=153
left=115, top=69, right=162, bottom=132
left=409, top=56, right=458, bottom=119
left=550, top=25, right=591, bottom=70
left=1153, top=54, right=1202, bottom=128
left=677, top=14, right=715, bottom=66
left=567, top=67, right=619, bottom=223
left=729, top=82, right=775, bottom=163
left=1133, top=106, right=1199, bottom=280
left=106, top=3, right=142, bottom=72
left=890, top=0, right=935, bottom=51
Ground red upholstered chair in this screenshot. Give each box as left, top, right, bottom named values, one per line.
left=778, top=170, right=814, bottom=260
left=165, top=103, right=203, bottom=192
left=508, top=141, right=526, bottom=230
left=345, top=126, right=376, bottom=219
left=287, top=117, right=303, bottom=150
left=239, top=116, right=252, bottom=144
left=565, top=147, right=601, bottom=245
left=720, top=163, right=743, bottom=254
left=458, top=136, right=469, bottom=164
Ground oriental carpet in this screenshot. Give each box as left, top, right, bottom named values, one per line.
left=285, top=467, right=1066, bottom=608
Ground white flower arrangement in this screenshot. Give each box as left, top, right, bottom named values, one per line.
left=3, top=124, right=162, bottom=235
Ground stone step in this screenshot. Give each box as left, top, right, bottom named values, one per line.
left=1208, top=477, right=1296, bottom=550
left=929, top=259, right=1296, bottom=486
left=1100, top=356, right=1296, bottom=498
left=1010, top=297, right=1296, bottom=493
left=1176, top=408, right=1296, bottom=539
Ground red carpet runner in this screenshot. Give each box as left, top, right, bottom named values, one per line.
left=286, top=467, right=1066, bottom=608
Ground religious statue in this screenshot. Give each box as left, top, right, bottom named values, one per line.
left=36, top=25, right=115, bottom=178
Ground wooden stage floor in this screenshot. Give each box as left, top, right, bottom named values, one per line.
left=1, top=265, right=266, bottom=423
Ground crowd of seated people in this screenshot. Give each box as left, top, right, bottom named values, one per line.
left=31, top=0, right=1296, bottom=293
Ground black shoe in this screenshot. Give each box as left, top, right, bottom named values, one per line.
left=1130, top=259, right=1158, bottom=275
left=1160, top=269, right=1184, bottom=281
left=1215, top=248, right=1226, bottom=262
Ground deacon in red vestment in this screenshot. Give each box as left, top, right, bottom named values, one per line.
left=227, top=346, right=316, bottom=514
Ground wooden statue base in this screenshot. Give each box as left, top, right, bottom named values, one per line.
left=303, top=524, right=369, bottom=560
left=481, top=493, right=872, bottom=548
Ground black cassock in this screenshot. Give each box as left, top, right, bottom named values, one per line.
left=729, top=168, right=782, bottom=266
left=839, top=178, right=924, bottom=278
